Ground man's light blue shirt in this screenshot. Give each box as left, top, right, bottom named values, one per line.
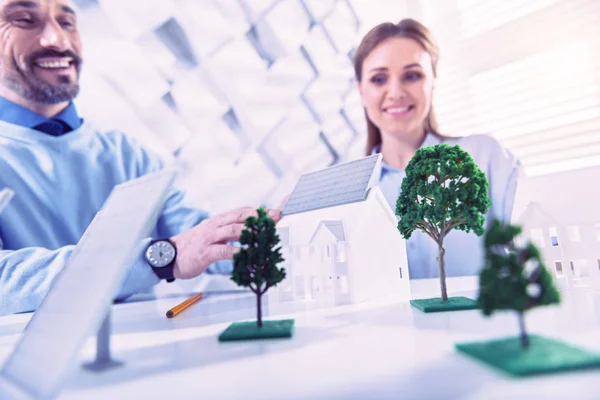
left=0, top=98, right=231, bottom=315
left=375, top=133, right=522, bottom=279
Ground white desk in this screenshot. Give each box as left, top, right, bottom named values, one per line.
left=2, top=276, right=600, bottom=400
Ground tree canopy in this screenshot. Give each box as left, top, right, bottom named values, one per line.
left=396, top=144, right=491, bottom=243
left=479, top=220, right=560, bottom=315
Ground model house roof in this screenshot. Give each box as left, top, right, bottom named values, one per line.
left=309, top=221, right=346, bottom=243
left=282, top=154, right=382, bottom=216
left=518, top=201, right=561, bottom=225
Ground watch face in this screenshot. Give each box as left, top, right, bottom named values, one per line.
left=146, top=240, right=176, bottom=268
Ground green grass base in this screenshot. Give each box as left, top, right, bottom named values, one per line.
left=218, top=319, right=295, bottom=342
left=410, top=296, right=478, bottom=313
left=456, top=335, right=600, bottom=376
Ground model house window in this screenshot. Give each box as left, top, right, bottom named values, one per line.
left=554, top=261, right=563, bottom=277
left=336, top=242, right=346, bottom=263
left=549, top=227, right=559, bottom=247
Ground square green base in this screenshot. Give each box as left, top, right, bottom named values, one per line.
left=410, top=296, right=478, bottom=313
left=218, top=319, right=295, bottom=342
left=456, top=335, right=600, bottom=376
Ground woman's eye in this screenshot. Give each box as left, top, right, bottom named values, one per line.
left=404, top=71, right=423, bottom=82
left=370, top=75, right=387, bottom=85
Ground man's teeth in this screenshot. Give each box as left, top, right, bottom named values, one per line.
left=35, top=60, right=70, bottom=69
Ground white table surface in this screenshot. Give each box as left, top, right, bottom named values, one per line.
left=2, top=276, right=600, bottom=400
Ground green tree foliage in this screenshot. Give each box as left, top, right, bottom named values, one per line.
left=396, top=144, right=491, bottom=301
left=232, top=207, right=286, bottom=327
left=479, top=220, right=560, bottom=348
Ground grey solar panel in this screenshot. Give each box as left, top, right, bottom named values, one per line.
left=282, top=154, right=381, bottom=216
left=0, top=169, right=176, bottom=400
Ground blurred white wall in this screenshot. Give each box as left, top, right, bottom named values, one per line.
left=73, top=0, right=368, bottom=214
left=71, top=0, right=600, bottom=215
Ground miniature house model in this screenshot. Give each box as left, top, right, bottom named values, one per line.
left=516, top=202, right=574, bottom=289
left=268, top=154, right=411, bottom=308
left=512, top=167, right=600, bottom=290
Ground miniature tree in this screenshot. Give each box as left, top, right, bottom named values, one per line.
left=396, top=144, right=491, bottom=302
left=231, top=207, right=286, bottom=327
left=478, top=219, right=560, bottom=348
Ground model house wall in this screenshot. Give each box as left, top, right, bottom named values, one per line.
left=268, top=154, right=411, bottom=308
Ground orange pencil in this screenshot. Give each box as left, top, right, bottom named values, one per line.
left=166, top=293, right=204, bottom=318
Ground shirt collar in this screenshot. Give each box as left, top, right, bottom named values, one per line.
left=0, top=96, right=82, bottom=131
left=373, top=132, right=443, bottom=176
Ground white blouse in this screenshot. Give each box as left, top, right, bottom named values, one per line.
left=375, top=133, right=522, bottom=279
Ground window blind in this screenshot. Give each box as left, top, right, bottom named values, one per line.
left=420, top=0, right=600, bottom=176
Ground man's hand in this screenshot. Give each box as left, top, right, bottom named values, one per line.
left=170, top=206, right=282, bottom=279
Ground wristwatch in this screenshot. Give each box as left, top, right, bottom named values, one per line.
left=145, top=238, right=177, bottom=282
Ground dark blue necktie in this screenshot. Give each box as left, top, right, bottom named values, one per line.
left=33, top=119, right=72, bottom=136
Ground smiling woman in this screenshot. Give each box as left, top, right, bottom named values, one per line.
left=355, top=19, right=439, bottom=162
left=353, top=19, right=522, bottom=280
left=0, top=0, right=82, bottom=117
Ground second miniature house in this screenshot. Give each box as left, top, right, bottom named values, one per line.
left=512, top=167, right=600, bottom=290
left=268, top=154, right=411, bottom=308
left=516, top=201, right=574, bottom=290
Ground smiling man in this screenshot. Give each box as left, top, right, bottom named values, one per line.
left=0, top=0, right=281, bottom=315
left=0, top=0, right=81, bottom=117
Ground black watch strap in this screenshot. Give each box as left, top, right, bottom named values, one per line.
left=152, top=264, right=175, bottom=283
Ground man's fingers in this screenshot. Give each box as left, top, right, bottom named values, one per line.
left=206, top=205, right=284, bottom=237
left=277, top=194, right=290, bottom=211
left=266, top=208, right=282, bottom=222
left=212, top=206, right=257, bottom=227
left=205, top=243, right=240, bottom=263
left=211, top=223, right=245, bottom=243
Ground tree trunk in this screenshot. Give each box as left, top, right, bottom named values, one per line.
left=257, top=293, right=263, bottom=327
left=437, top=244, right=448, bottom=302
left=518, top=311, right=529, bottom=349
